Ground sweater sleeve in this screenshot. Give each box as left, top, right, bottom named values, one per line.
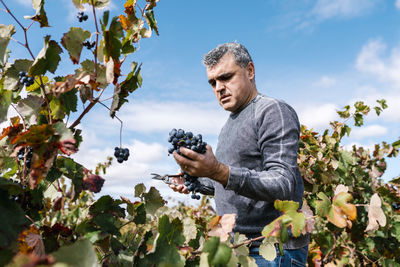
left=224, top=100, right=302, bottom=202
left=197, top=177, right=215, bottom=195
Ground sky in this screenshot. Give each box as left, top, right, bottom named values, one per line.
left=1, top=0, right=400, bottom=206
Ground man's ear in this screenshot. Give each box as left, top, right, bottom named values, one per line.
left=246, top=62, right=255, bottom=81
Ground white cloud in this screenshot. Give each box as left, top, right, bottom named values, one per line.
left=350, top=124, right=388, bottom=139
left=295, top=0, right=380, bottom=29
left=313, top=75, right=337, bottom=88
left=312, top=0, right=378, bottom=20
left=116, top=101, right=228, bottom=135
left=297, top=103, right=339, bottom=129
left=396, top=0, right=400, bottom=9
left=15, top=0, right=31, bottom=7
left=356, top=39, right=400, bottom=88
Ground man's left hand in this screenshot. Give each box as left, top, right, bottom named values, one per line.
left=173, top=145, right=229, bottom=186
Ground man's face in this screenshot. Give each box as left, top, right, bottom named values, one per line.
left=206, top=53, right=256, bottom=113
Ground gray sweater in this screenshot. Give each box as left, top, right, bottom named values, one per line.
left=199, top=94, right=309, bottom=249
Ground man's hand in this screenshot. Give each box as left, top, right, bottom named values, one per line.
left=169, top=171, right=190, bottom=194
left=173, top=145, right=229, bottom=186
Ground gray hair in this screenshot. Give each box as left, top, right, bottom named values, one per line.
left=202, top=42, right=253, bottom=68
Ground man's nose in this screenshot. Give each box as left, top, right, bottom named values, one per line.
left=215, top=81, right=225, bottom=92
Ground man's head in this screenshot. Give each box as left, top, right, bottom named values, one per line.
left=203, top=42, right=257, bottom=113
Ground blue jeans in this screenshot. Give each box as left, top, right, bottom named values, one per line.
left=249, top=245, right=308, bottom=267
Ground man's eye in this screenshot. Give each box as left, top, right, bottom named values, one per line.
left=220, top=74, right=232, bottom=81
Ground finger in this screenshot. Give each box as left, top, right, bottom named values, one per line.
left=179, top=147, right=201, bottom=160
left=173, top=151, right=193, bottom=167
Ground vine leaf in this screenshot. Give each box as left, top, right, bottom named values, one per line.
left=202, top=237, right=232, bottom=266
left=29, top=36, right=63, bottom=76
left=137, top=215, right=185, bottom=267
left=0, top=24, right=15, bottom=67
left=0, top=188, right=29, bottom=248
left=143, top=186, right=165, bottom=215
left=300, top=200, right=315, bottom=234
left=316, top=189, right=357, bottom=228
left=24, top=0, right=49, bottom=27
left=72, top=0, right=110, bottom=9
left=365, top=193, right=386, bottom=232
left=262, top=200, right=306, bottom=242
left=15, top=95, right=44, bottom=125
left=52, top=239, right=100, bottom=267
left=259, top=238, right=276, bottom=261
left=208, top=213, right=236, bottom=242
left=61, top=27, right=90, bottom=64
left=0, top=89, right=12, bottom=124
left=183, top=217, right=197, bottom=243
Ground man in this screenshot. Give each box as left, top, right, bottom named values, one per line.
left=170, top=42, right=309, bottom=266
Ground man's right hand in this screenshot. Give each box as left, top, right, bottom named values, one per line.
left=169, top=172, right=190, bottom=194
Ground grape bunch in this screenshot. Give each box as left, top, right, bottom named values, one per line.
left=77, top=11, right=88, bottom=22
left=392, top=203, right=400, bottom=211
left=17, top=147, right=33, bottom=169
left=168, top=128, right=207, bottom=200
left=18, top=71, right=34, bottom=87
left=83, top=40, right=95, bottom=49
left=114, top=147, right=129, bottom=163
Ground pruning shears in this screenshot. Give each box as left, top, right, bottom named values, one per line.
left=150, top=173, right=182, bottom=186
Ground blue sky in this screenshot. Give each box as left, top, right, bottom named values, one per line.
left=2, top=0, right=400, bottom=204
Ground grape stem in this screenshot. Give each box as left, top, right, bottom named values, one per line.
left=97, top=101, right=124, bottom=148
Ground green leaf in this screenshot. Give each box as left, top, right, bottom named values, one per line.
left=52, top=121, right=74, bottom=141
left=0, top=89, right=12, bottom=123
left=377, top=99, right=388, bottom=109
left=393, top=140, right=400, bottom=149
left=110, top=62, right=142, bottom=117
left=202, top=237, right=232, bottom=266
left=93, top=213, right=120, bottom=236
left=56, top=156, right=84, bottom=197
left=52, top=239, right=100, bottom=267
left=134, top=183, right=146, bottom=197
left=145, top=11, right=159, bottom=35
left=126, top=202, right=146, bottom=224
left=15, top=95, right=44, bottom=125
left=49, top=98, right=65, bottom=120
left=103, top=18, right=123, bottom=62
left=61, top=27, right=90, bottom=64
left=316, top=192, right=331, bottom=217
left=94, top=0, right=110, bottom=8
left=210, top=242, right=232, bottom=266
left=0, top=190, right=29, bottom=248
left=89, top=195, right=124, bottom=217
left=0, top=24, right=15, bottom=67
left=60, top=88, right=78, bottom=115
left=390, top=222, right=400, bottom=242
left=24, top=0, right=49, bottom=28
left=143, top=186, right=165, bottom=215
left=0, top=177, right=23, bottom=196
left=100, top=10, right=110, bottom=31
left=29, top=36, right=63, bottom=76
left=259, top=239, right=277, bottom=261
left=136, top=215, right=185, bottom=267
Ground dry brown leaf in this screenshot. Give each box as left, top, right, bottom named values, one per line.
left=300, top=201, right=315, bottom=234
left=334, top=184, right=348, bottom=195
left=208, top=213, right=236, bottom=242
left=365, top=193, right=386, bottom=232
